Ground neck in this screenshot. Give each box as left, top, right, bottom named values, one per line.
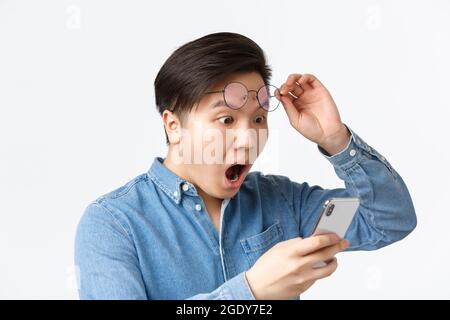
left=162, top=149, right=191, bottom=183
left=163, top=148, right=223, bottom=211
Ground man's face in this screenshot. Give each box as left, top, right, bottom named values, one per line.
left=174, top=72, right=269, bottom=199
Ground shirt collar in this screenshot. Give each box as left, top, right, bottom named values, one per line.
left=147, top=157, right=198, bottom=204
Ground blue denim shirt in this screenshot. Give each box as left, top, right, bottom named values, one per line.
left=75, top=127, right=416, bottom=299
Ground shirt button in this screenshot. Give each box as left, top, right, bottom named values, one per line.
left=195, top=204, right=202, bottom=211
left=349, top=149, right=357, bottom=157
left=182, top=184, right=189, bottom=192
left=380, top=156, right=386, bottom=161
left=173, top=191, right=178, bottom=197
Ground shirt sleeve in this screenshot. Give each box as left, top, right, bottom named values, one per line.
left=75, top=202, right=148, bottom=299
left=278, top=124, right=417, bottom=250
left=186, top=272, right=256, bottom=300
left=75, top=202, right=256, bottom=300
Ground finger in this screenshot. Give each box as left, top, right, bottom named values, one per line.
left=290, top=83, right=304, bottom=97
left=280, top=95, right=299, bottom=127
left=280, top=89, right=296, bottom=103
left=295, top=257, right=338, bottom=284
left=274, top=88, right=282, bottom=101
left=304, top=240, right=349, bottom=266
left=281, top=237, right=303, bottom=246
left=310, top=257, right=338, bottom=280
left=274, top=237, right=306, bottom=251
left=297, top=73, right=323, bottom=90
left=295, top=234, right=341, bottom=256
left=280, top=73, right=302, bottom=95
left=285, top=73, right=303, bottom=86
left=280, top=83, right=304, bottom=98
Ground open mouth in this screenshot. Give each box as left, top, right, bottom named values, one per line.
left=224, top=163, right=250, bottom=189
left=225, top=164, right=245, bottom=182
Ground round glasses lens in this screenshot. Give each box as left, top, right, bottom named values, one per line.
left=258, top=85, right=280, bottom=111
left=224, top=82, right=248, bottom=109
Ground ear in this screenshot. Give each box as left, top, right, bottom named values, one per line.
left=162, top=110, right=181, bottom=144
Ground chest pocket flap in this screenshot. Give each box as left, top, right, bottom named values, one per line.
left=240, top=221, right=284, bottom=267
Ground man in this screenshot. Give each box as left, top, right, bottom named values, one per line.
left=75, top=32, right=416, bottom=299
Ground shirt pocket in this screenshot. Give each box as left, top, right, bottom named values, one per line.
left=240, top=221, right=284, bottom=267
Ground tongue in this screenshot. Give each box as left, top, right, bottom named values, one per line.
left=226, top=165, right=241, bottom=181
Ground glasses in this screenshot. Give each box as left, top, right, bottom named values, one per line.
left=204, top=82, right=281, bottom=112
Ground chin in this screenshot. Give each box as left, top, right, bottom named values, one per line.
left=205, top=187, right=237, bottom=200
left=220, top=188, right=240, bottom=199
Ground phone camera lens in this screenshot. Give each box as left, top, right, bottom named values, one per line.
left=326, top=204, right=335, bottom=216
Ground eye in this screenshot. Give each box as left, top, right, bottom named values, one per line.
left=218, top=116, right=234, bottom=125
left=254, top=115, right=266, bottom=124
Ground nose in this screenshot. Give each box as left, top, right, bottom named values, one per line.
left=226, top=126, right=256, bottom=165
left=247, top=90, right=258, bottom=106
left=233, top=123, right=257, bottom=151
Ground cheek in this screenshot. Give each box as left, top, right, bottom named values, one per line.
left=195, top=165, right=224, bottom=189
left=187, top=118, right=222, bottom=141
left=183, top=119, right=214, bottom=154
left=257, top=128, right=269, bottom=153
left=203, top=124, right=229, bottom=162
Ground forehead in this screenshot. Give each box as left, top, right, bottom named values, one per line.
left=193, top=72, right=266, bottom=113
left=207, top=71, right=265, bottom=92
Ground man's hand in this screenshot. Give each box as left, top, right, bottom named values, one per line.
left=279, top=74, right=350, bottom=155
left=245, top=234, right=349, bottom=300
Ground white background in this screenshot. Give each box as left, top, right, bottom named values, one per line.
left=1, top=0, right=449, bottom=299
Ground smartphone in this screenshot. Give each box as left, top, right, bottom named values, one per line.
left=310, top=197, right=360, bottom=268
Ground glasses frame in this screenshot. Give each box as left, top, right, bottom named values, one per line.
left=204, top=81, right=281, bottom=112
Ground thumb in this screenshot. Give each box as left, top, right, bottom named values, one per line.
left=281, top=95, right=299, bottom=128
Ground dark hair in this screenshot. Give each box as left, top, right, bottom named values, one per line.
left=154, top=32, right=272, bottom=143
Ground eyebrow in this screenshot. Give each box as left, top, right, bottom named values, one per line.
left=211, top=99, right=228, bottom=109
left=209, top=99, right=268, bottom=114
